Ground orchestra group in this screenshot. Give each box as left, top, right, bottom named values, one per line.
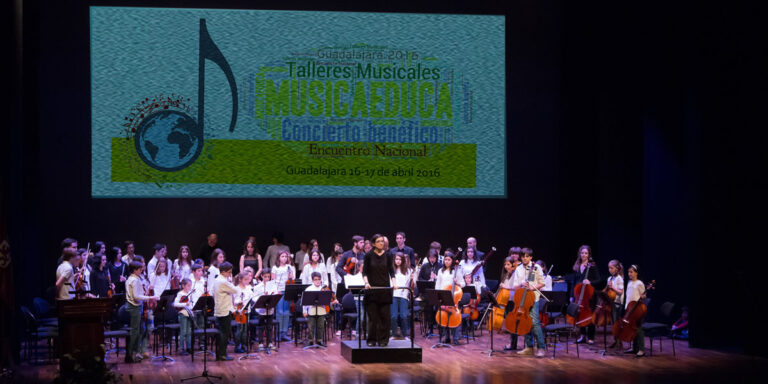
left=54, top=232, right=651, bottom=364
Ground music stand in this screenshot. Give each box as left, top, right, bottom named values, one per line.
left=284, top=284, right=310, bottom=344
left=347, top=285, right=365, bottom=348
left=480, top=290, right=503, bottom=357
left=416, top=281, right=436, bottom=338
left=236, top=297, right=261, bottom=362
left=424, top=289, right=455, bottom=349
left=181, top=295, right=219, bottom=383
left=151, top=289, right=179, bottom=363
left=253, top=294, right=281, bottom=355
left=300, top=290, right=333, bottom=350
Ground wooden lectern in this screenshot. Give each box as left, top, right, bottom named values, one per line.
left=57, top=298, right=113, bottom=374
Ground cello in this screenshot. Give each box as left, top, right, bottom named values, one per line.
left=504, top=262, right=537, bottom=335
left=487, top=259, right=517, bottom=332
left=435, top=270, right=463, bottom=329
left=593, top=280, right=618, bottom=327
left=566, top=260, right=595, bottom=326
left=613, top=280, right=655, bottom=342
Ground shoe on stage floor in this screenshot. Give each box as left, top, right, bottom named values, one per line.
left=517, top=347, right=534, bottom=356
left=624, top=348, right=636, bottom=354
left=535, top=349, right=546, bottom=358
left=575, top=336, right=585, bottom=344
left=366, top=341, right=376, bottom=347
left=635, top=351, right=645, bottom=358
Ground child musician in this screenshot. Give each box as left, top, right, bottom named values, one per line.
left=273, top=251, right=295, bottom=342
left=125, top=261, right=160, bottom=363
left=173, top=278, right=195, bottom=355
left=233, top=272, right=255, bottom=353
left=511, top=248, right=546, bottom=358
left=391, top=252, right=414, bottom=339
left=434, top=252, right=460, bottom=345
left=606, top=259, right=625, bottom=349
left=624, top=265, right=646, bottom=357
left=253, top=268, right=279, bottom=349
left=498, top=256, right=518, bottom=350
left=457, top=247, right=487, bottom=291
left=213, top=262, right=238, bottom=361
left=55, top=249, right=77, bottom=300
left=301, top=250, right=328, bottom=286
left=303, top=272, right=337, bottom=347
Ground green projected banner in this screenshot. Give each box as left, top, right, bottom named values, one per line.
left=91, top=7, right=506, bottom=197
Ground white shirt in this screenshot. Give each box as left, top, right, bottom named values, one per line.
left=435, top=268, right=457, bottom=291
left=150, top=273, right=171, bottom=295
left=56, top=261, right=75, bottom=300
left=213, top=275, right=238, bottom=317
left=301, top=263, right=328, bottom=286
left=326, top=259, right=342, bottom=293
left=625, top=280, right=646, bottom=309
left=543, top=275, right=553, bottom=291
left=147, top=256, right=161, bottom=278
left=302, top=284, right=328, bottom=316
left=174, top=289, right=194, bottom=317
left=207, top=265, right=220, bottom=291
left=173, top=260, right=192, bottom=282
left=272, top=264, right=295, bottom=292
left=253, top=280, right=279, bottom=315
left=234, top=285, right=256, bottom=312
left=458, top=259, right=486, bottom=288
left=511, top=262, right=545, bottom=301
left=608, top=274, right=625, bottom=304
left=189, top=276, right=206, bottom=305
left=393, top=269, right=413, bottom=300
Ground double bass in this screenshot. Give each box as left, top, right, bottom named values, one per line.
left=504, top=262, right=537, bottom=335
left=613, top=280, right=655, bottom=342
left=566, top=260, right=595, bottom=326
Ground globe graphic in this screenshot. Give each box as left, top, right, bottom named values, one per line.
left=134, top=110, right=202, bottom=172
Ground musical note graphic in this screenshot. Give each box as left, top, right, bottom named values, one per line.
left=133, top=19, right=238, bottom=172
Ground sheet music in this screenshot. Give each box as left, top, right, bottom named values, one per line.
left=344, top=273, right=364, bottom=288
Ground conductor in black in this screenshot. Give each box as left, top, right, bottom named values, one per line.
left=362, top=233, right=397, bottom=347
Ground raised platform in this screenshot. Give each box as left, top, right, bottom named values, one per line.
left=340, top=339, right=422, bottom=364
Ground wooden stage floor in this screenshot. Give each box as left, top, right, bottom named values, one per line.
left=10, top=329, right=766, bottom=384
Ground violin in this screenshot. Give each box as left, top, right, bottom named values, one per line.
left=504, top=262, right=537, bottom=335
left=322, top=284, right=338, bottom=313
left=342, top=256, right=357, bottom=275
left=613, top=280, right=655, bottom=342
left=177, top=289, right=196, bottom=311
left=566, top=260, right=595, bottom=326
left=234, top=292, right=248, bottom=324
left=170, top=274, right=181, bottom=290
left=106, top=266, right=114, bottom=298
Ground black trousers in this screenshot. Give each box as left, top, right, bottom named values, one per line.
left=215, top=313, right=232, bottom=358
left=580, top=324, right=596, bottom=340
left=366, top=300, right=391, bottom=344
